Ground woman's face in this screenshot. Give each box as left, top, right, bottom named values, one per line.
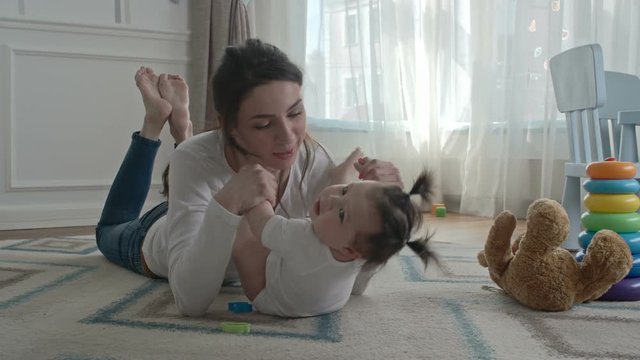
left=230, top=81, right=307, bottom=171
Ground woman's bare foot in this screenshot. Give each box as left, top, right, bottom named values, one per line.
left=158, top=74, right=193, bottom=144
left=135, top=67, right=172, bottom=140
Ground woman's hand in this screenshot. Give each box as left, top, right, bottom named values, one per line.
left=214, top=164, right=277, bottom=215
left=355, top=157, right=404, bottom=188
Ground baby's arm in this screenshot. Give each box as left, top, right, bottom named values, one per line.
left=351, top=265, right=381, bottom=295
left=328, top=148, right=363, bottom=185
left=244, top=201, right=275, bottom=238
left=231, top=202, right=274, bottom=301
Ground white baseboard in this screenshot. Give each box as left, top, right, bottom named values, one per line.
left=0, top=201, right=161, bottom=230
left=0, top=204, right=101, bottom=230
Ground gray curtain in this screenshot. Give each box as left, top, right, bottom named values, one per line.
left=190, top=0, right=251, bottom=133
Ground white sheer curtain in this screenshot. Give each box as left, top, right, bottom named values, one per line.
left=251, top=0, right=640, bottom=218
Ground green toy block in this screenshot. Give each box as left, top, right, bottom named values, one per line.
left=435, top=206, right=447, bottom=217
left=221, top=322, right=251, bottom=334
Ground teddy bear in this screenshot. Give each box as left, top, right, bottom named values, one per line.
left=477, top=198, right=632, bottom=311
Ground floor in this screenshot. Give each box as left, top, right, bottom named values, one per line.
left=0, top=225, right=95, bottom=241
left=0, top=213, right=526, bottom=245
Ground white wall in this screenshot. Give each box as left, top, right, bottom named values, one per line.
left=0, top=0, right=192, bottom=229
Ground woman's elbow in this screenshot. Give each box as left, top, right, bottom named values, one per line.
left=174, top=297, right=209, bottom=317
left=172, top=289, right=211, bottom=317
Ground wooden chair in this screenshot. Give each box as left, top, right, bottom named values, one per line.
left=549, top=44, right=640, bottom=249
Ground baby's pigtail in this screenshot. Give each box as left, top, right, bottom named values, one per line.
left=365, top=168, right=440, bottom=267
left=409, top=170, right=434, bottom=201
left=407, top=169, right=439, bottom=268
left=406, top=232, right=440, bottom=269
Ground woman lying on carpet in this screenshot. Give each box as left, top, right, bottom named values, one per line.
left=95, top=39, right=405, bottom=317
left=233, top=170, right=436, bottom=317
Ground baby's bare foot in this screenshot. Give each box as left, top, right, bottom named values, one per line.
left=158, top=74, right=192, bottom=144
left=135, top=67, right=172, bottom=140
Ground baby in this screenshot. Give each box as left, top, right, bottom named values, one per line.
left=231, top=170, right=436, bottom=317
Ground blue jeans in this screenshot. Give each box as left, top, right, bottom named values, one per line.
left=96, top=132, right=167, bottom=276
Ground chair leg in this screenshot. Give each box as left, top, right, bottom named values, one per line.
left=618, top=124, right=638, bottom=163
left=561, top=176, right=582, bottom=250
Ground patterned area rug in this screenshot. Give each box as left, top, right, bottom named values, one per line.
left=1, top=236, right=639, bottom=360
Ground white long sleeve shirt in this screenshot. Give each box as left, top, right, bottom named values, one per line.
left=142, top=130, right=335, bottom=316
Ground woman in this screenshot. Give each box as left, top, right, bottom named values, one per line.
left=96, top=39, right=404, bottom=317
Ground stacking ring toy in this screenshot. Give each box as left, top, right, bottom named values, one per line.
left=628, top=254, right=640, bottom=278
left=581, top=212, right=640, bottom=232
left=586, top=161, right=636, bottom=179
left=584, top=193, right=640, bottom=213
left=583, top=179, right=640, bottom=194
left=597, top=277, right=640, bottom=301
left=579, top=231, right=640, bottom=254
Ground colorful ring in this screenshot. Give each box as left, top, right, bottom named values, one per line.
left=628, top=254, right=640, bottom=278
left=583, top=179, right=640, bottom=194
left=586, top=161, right=636, bottom=179
left=581, top=212, right=640, bottom=232
left=597, top=277, right=640, bottom=301
left=579, top=231, right=640, bottom=254
left=583, top=193, right=640, bottom=213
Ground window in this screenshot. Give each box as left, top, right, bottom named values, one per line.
left=345, top=13, right=358, bottom=46
left=370, top=5, right=380, bottom=44
left=344, top=77, right=357, bottom=107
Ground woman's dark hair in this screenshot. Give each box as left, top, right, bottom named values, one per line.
left=357, top=170, right=438, bottom=268
left=213, top=38, right=304, bottom=154
left=161, top=163, right=170, bottom=197
left=162, top=38, right=315, bottom=201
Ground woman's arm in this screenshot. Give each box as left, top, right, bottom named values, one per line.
left=214, top=165, right=277, bottom=214
left=165, top=147, right=236, bottom=316
left=165, top=147, right=276, bottom=316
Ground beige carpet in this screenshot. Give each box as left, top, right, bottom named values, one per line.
left=1, top=236, right=639, bottom=360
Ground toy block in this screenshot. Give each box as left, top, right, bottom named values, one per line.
left=431, top=203, right=445, bottom=214
left=228, top=301, right=253, bottom=313
left=221, top=322, right=251, bottom=334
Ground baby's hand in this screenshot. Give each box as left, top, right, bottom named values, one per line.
left=329, top=147, right=363, bottom=185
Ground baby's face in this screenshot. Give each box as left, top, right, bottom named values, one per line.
left=310, top=181, right=383, bottom=257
